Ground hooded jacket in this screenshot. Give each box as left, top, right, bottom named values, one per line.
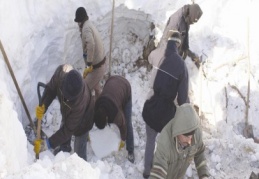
left=41, top=64, right=94, bottom=149
left=150, top=104, right=209, bottom=179
left=143, top=40, right=189, bottom=132
left=95, top=75, right=131, bottom=141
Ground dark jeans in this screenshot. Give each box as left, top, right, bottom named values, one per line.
left=124, top=97, right=134, bottom=153
left=55, top=132, right=88, bottom=161
left=74, top=131, right=88, bottom=161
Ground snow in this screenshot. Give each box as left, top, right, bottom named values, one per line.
left=1, top=0, right=259, bottom=178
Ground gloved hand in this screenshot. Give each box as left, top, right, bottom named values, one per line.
left=34, top=138, right=50, bottom=154
left=118, top=140, right=125, bottom=151
left=34, top=139, right=42, bottom=154
left=35, top=104, right=45, bottom=120
left=83, top=65, right=93, bottom=78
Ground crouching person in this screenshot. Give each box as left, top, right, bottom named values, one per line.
left=94, top=75, right=135, bottom=163
left=34, top=64, right=94, bottom=161
left=150, top=103, right=210, bottom=179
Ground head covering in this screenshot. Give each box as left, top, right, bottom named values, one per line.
left=183, top=130, right=195, bottom=136
left=61, top=70, right=83, bottom=101
left=74, top=7, right=88, bottom=22
left=168, top=30, right=181, bottom=44
left=188, top=4, right=203, bottom=24
left=94, top=107, right=108, bottom=129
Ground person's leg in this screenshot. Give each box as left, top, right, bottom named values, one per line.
left=143, top=124, right=158, bottom=177
left=74, top=131, right=88, bottom=161
left=85, top=61, right=106, bottom=99
left=125, top=98, right=134, bottom=152
left=124, top=98, right=134, bottom=162
left=53, top=138, right=72, bottom=155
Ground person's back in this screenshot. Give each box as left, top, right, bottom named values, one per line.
left=94, top=75, right=135, bottom=163
left=142, top=31, right=189, bottom=178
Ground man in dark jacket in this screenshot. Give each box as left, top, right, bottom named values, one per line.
left=142, top=30, right=189, bottom=178
left=150, top=103, right=210, bottom=179
left=93, top=75, right=135, bottom=163
left=34, top=64, right=94, bottom=161
left=151, top=3, right=203, bottom=68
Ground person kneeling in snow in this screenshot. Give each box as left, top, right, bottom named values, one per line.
left=34, top=64, right=94, bottom=161
left=93, top=75, right=135, bottom=163
left=149, top=103, right=210, bottom=179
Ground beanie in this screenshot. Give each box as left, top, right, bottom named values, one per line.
left=74, top=7, right=87, bottom=22
left=62, top=70, right=83, bottom=101
left=94, top=107, right=108, bottom=129
left=168, top=30, right=181, bottom=44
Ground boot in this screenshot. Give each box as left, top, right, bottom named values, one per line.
left=128, top=151, right=135, bottom=163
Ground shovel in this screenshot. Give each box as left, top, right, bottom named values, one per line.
left=35, top=82, right=46, bottom=160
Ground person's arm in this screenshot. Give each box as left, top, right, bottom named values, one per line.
left=194, top=130, right=210, bottom=178
left=114, top=110, right=127, bottom=141
left=177, top=63, right=190, bottom=105
left=41, top=65, right=64, bottom=111
left=82, top=25, right=95, bottom=66
left=150, top=141, right=169, bottom=179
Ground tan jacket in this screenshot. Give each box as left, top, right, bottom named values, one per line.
left=81, top=20, right=105, bottom=66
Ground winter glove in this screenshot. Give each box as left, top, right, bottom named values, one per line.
left=35, top=104, right=45, bottom=120
left=83, top=65, right=93, bottom=78
left=33, top=138, right=51, bottom=154
left=118, top=140, right=125, bottom=151
left=34, top=139, right=42, bottom=154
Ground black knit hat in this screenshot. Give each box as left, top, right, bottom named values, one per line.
left=74, top=7, right=87, bottom=22
left=94, top=107, right=108, bottom=129
left=62, top=70, right=83, bottom=101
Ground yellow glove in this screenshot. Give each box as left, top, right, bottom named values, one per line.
left=35, top=104, right=45, bottom=120
left=118, top=140, right=125, bottom=151
left=34, top=139, right=42, bottom=154
left=83, top=65, right=93, bottom=78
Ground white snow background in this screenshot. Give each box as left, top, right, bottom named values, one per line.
left=1, top=0, right=259, bottom=178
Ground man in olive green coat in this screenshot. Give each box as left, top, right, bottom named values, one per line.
left=150, top=103, right=209, bottom=179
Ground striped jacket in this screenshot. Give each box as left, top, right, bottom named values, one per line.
left=150, top=104, right=210, bottom=179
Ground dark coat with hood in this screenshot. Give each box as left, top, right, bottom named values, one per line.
left=95, top=75, right=131, bottom=141
left=150, top=104, right=210, bottom=179
left=41, top=64, right=94, bottom=149
left=142, top=40, right=189, bottom=132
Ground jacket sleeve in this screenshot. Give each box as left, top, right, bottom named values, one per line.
left=150, top=141, right=169, bottom=179
left=41, top=65, right=62, bottom=110
left=194, top=130, right=210, bottom=178
left=82, top=25, right=95, bottom=65
left=114, top=110, right=127, bottom=141
left=177, top=63, right=189, bottom=105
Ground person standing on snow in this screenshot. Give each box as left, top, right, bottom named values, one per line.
left=34, top=64, right=94, bottom=161
left=93, top=75, right=135, bottom=163
left=150, top=103, right=210, bottom=179
left=142, top=30, right=189, bottom=178
left=150, top=3, right=203, bottom=68
left=74, top=7, right=106, bottom=99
